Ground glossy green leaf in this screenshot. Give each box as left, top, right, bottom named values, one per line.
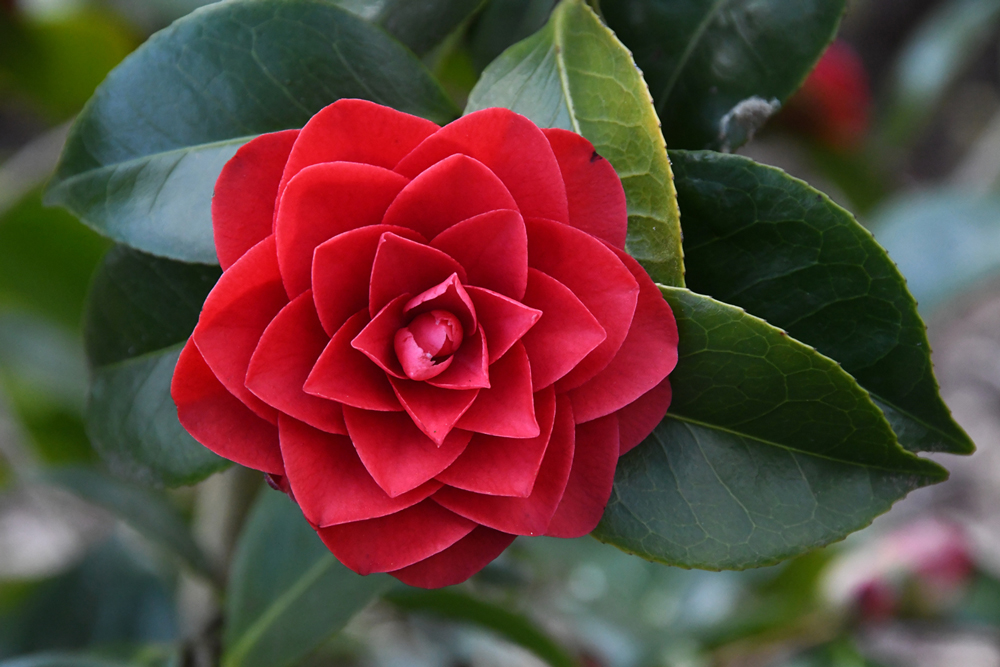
left=602, top=0, right=846, bottom=150
left=223, top=491, right=392, bottom=667
left=46, top=0, right=459, bottom=264
left=336, top=0, right=485, bottom=55
left=593, top=287, right=947, bottom=571
left=465, top=0, right=556, bottom=71
left=466, top=0, right=684, bottom=286
left=41, top=467, right=215, bottom=581
left=385, top=588, right=577, bottom=667
left=671, top=151, right=973, bottom=455
left=84, top=246, right=226, bottom=486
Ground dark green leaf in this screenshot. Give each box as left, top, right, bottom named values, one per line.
left=337, top=0, right=485, bottom=56
left=672, top=151, right=973, bottom=455
left=46, top=0, right=459, bottom=264
left=84, top=246, right=226, bottom=486
left=593, top=287, right=946, bottom=570
left=465, top=0, right=556, bottom=71
left=602, top=0, right=846, bottom=150
left=41, top=466, right=215, bottom=581
left=223, top=490, right=392, bottom=667
left=385, top=588, right=577, bottom=667
left=0, top=656, right=140, bottom=667
left=467, top=0, right=684, bottom=286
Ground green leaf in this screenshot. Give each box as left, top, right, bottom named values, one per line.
left=466, top=0, right=684, bottom=286
left=40, top=467, right=215, bottom=581
left=223, top=490, right=392, bottom=667
left=84, top=246, right=227, bottom=486
left=385, top=588, right=577, bottom=667
left=602, top=0, right=846, bottom=150
left=465, top=0, right=556, bottom=71
left=46, top=0, right=459, bottom=264
left=592, top=287, right=947, bottom=571
left=671, top=151, right=973, bottom=455
left=0, top=656, right=140, bottom=667
left=336, top=0, right=485, bottom=56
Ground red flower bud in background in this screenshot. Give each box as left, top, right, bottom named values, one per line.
left=171, top=100, right=679, bottom=588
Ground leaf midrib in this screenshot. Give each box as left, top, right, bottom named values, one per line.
left=656, top=0, right=729, bottom=114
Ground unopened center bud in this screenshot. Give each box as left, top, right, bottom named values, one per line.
left=394, top=310, right=464, bottom=381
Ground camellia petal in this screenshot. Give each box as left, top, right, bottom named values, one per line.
left=213, top=130, right=299, bottom=270
left=351, top=294, right=408, bottom=379
left=431, top=209, right=529, bottom=301
left=245, top=291, right=346, bottom=435
left=396, top=108, right=570, bottom=224
left=278, top=416, right=440, bottom=527
left=403, top=273, right=477, bottom=335
left=390, top=526, right=517, bottom=589
left=466, top=286, right=541, bottom=364
left=617, top=377, right=672, bottom=455
left=455, top=342, right=538, bottom=438
left=388, top=377, right=479, bottom=446
left=275, top=162, right=408, bottom=298
left=344, top=407, right=472, bottom=498
left=317, top=500, right=476, bottom=575
left=542, top=128, right=627, bottom=249
left=172, top=340, right=283, bottom=474
left=424, top=326, right=490, bottom=390
left=368, top=233, right=467, bottom=317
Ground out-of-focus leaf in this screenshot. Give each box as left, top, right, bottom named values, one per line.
left=602, top=0, right=846, bottom=150
left=84, top=246, right=226, bottom=487
left=465, top=0, right=555, bottom=71
left=385, top=588, right=577, bottom=667
left=41, top=467, right=214, bottom=581
left=45, top=0, right=459, bottom=264
left=593, top=287, right=946, bottom=570
left=869, top=191, right=1000, bottom=315
left=778, top=640, right=887, bottom=667
left=0, top=656, right=140, bottom=667
left=466, top=0, right=684, bottom=286
left=884, top=0, right=1000, bottom=145
left=336, top=0, right=485, bottom=55
left=223, top=491, right=391, bottom=667
left=672, top=151, right=972, bottom=455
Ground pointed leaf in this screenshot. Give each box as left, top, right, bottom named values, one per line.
left=337, top=0, right=485, bottom=56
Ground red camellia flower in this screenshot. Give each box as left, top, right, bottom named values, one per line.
left=171, top=99, right=679, bottom=588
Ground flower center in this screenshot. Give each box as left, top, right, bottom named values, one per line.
left=393, top=310, right=464, bottom=381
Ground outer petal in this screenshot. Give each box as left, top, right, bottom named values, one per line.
left=275, top=162, right=408, bottom=298
left=569, top=249, right=678, bottom=423
left=388, top=377, right=479, bottom=446
left=526, top=217, right=639, bottom=391
left=466, top=287, right=541, bottom=365
left=617, top=377, right=672, bottom=455
left=192, top=236, right=285, bottom=423
left=317, top=500, right=475, bottom=575
left=277, top=99, right=438, bottom=204
left=389, top=526, right=516, bottom=588
left=369, top=233, right=466, bottom=317
left=542, top=128, right=627, bottom=249
left=439, top=387, right=555, bottom=497
left=455, top=342, right=538, bottom=438
left=431, top=210, right=529, bottom=300
left=246, top=292, right=346, bottom=435
left=344, top=407, right=471, bottom=497
left=395, top=108, right=570, bottom=224
left=432, top=394, right=574, bottom=535
left=278, top=416, right=440, bottom=527
left=172, top=340, right=283, bottom=474
left=312, top=225, right=425, bottom=337
left=213, top=130, right=298, bottom=270
left=306, top=310, right=402, bottom=412
left=545, top=414, right=619, bottom=538
left=382, top=154, right=518, bottom=239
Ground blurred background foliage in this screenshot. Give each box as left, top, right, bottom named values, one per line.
left=2, top=0, right=1000, bottom=666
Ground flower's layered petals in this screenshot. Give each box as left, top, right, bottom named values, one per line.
left=466, top=287, right=541, bottom=364
left=424, top=326, right=490, bottom=390
left=388, top=378, right=479, bottom=446
left=213, top=130, right=299, bottom=270
left=439, top=386, right=556, bottom=497
left=317, top=500, right=475, bottom=575
left=306, top=311, right=401, bottom=412
left=279, top=416, right=440, bottom=527
left=193, top=236, right=285, bottom=423
left=455, top=342, right=538, bottom=438
left=520, top=269, right=605, bottom=390
left=545, top=414, right=619, bottom=538
left=395, top=108, right=570, bottom=224
left=617, top=377, right=672, bottom=455
left=433, top=395, right=574, bottom=535
left=404, top=274, right=477, bottom=335
left=431, top=210, right=529, bottom=300
left=382, top=154, right=518, bottom=239
left=352, top=295, right=408, bottom=379
left=369, top=233, right=467, bottom=317
left=542, top=128, right=628, bottom=249
left=312, top=225, right=425, bottom=336
left=246, top=292, right=347, bottom=435
left=569, top=249, right=679, bottom=423
left=172, top=340, right=283, bottom=474
left=277, top=99, right=438, bottom=204
left=390, top=526, right=516, bottom=588
left=344, top=408, right=471, bottom=497
left=275, top=162, right=408, bottom=298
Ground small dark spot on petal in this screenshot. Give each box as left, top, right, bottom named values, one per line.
left=590, top=151, right=603, bottom=163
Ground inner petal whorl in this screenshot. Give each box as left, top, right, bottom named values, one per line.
left=394, top=310, right=463, bottom=381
